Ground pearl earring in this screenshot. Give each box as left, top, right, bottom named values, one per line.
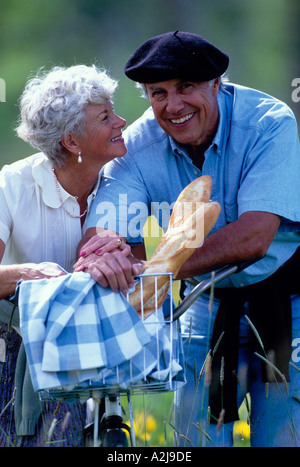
left=78, top=152, right=82, bottom=163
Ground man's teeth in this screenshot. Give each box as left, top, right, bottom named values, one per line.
left=111, top=136, right=122, bottom=142
left=171, top=113, right=194, bottom=124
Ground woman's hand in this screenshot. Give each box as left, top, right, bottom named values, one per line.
left=77, top=228, right=128, bottom=257
left=74, top=234, right=130, bottom=269
left=22, top=263, right=66, bottom=280
left=0, top=262, right=66, bottom=300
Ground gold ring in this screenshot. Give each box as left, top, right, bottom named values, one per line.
left=116, top=238, right=122, bottom=247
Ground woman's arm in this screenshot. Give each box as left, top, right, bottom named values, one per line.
left=0, top=239, right=65, bottom=299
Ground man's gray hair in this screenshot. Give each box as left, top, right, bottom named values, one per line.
left=16, top=64, right=118, bottom=167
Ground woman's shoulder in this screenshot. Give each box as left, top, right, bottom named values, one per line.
left=1, top=152, right=46, bottom=178
left=0, top=153, right=49, bottom=198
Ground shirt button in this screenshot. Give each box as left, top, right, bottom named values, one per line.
left=193, top=170, right=199, bottom=175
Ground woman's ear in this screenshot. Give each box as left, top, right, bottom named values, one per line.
left=61, top=134, right=81, bottom=155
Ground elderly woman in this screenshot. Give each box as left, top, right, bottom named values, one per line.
left=0, top=64, right=138, bottom=446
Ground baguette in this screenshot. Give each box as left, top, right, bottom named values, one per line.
left=129, top=176, right=221, bottom=317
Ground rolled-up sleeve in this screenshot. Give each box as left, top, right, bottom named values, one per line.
left=87, top=155, right=150, bottom=245
left=238, top=113, right=300, bottom=226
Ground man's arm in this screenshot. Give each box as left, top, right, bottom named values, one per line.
left=176, top=211, right=281, bottom=279
left=76, top=211, right=280, bottom=293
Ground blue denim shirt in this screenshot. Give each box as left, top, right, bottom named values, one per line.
left=88, top=83, right=300, bottom=287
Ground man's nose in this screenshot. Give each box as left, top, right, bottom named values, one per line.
left=166, top=93, right=184, bottom=114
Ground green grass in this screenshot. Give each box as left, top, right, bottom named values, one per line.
left=122, top=392, right=175, bottom=447
left=121, top=392, right=251, bottom=447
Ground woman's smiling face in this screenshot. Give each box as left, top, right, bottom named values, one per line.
left=145, top=78, right=220, bottom=150
left=78, top=101, right=127, bottom=163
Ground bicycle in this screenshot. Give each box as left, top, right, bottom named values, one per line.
left=39, top=261, right=256, bottom=447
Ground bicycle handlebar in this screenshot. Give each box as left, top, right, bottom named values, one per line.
left=168, top=258, right=259, bottom=322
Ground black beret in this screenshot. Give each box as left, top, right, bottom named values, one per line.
left=124, top=31, right=229, bottom=84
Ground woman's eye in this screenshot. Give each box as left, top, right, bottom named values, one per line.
left=97, top=113, right=108, bottom=122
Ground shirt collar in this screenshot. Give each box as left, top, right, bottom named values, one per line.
left=32, top=153, right=61, bottom=208
left=32, top=152, right=100, bottom=209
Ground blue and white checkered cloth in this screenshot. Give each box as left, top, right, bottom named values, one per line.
left=17, top=267, right=184, bottom=393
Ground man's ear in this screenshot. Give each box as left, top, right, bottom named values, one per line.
left=61, top=134, right=81, bottom=155
left=212, top=77, right=220, bottom=95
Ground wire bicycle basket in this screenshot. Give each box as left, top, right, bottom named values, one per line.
left=39, top=272, right=185, bottom=404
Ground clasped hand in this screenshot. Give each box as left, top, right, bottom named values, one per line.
left=73, top=233, right=144, bottom=295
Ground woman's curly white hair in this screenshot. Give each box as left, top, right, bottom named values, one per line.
left=16, top=64, right=118, bottom=166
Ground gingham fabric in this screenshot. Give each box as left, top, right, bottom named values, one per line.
left=17, top=268, right=184, bottom=392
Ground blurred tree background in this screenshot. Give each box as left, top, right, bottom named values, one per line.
left=0, top=0, right=299, bottom=166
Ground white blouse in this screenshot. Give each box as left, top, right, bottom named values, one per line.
left=0, top=153, right=100, bottom=272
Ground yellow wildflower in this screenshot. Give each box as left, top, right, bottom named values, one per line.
left=233, top=420, right=250, bottom=440
left=124, top=411, right=157, bottom=443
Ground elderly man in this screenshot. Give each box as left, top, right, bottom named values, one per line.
left=81, top=31, right=300, bottom=446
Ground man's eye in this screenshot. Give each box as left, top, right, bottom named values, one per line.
left=152, top=90, right=164, bottom=98
left=181, top=83, right=193, bottom=91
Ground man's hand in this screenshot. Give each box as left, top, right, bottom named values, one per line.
left=75, top=250, right=144, bottom=295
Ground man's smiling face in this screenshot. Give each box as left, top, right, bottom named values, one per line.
left=146, top=78, right=220, bottom=149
